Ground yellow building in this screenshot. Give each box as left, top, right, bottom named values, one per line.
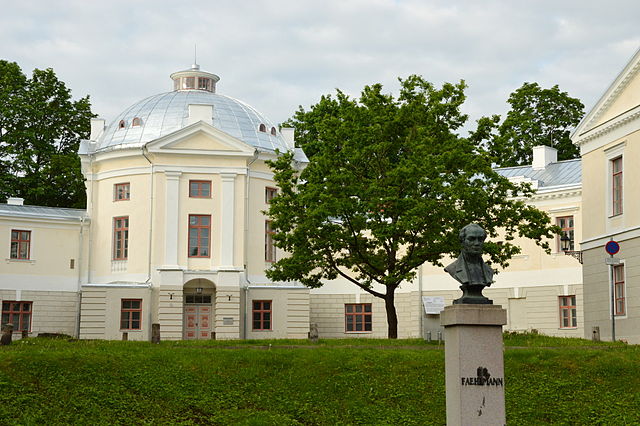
left=1, top=64, right=585, bottom=340
left=309, top=146, right=584, bottom=339
left=572, top=48, right=640, bottom=344
left=0, top=199, right=88, bottom=336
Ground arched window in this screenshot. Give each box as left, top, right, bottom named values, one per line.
left=118, top=120, right=126, bottom=129
left=132, top=117, right=142, bottom=127
left=259, top=124, right=267, bottom=132
left=270, top=127, right=277, bottom=135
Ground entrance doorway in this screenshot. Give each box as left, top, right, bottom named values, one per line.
left=183, top=279, right=215, bottom=340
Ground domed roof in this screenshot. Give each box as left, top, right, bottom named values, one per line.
left=95, top=66, right=288, bottom=152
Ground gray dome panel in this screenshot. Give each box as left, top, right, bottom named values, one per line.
left=96, top=91, right=287, bottom=152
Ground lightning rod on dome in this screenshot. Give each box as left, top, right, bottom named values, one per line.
left=192, top=44, right=199, bottom=70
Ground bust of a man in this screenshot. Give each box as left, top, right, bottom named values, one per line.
left=445, top=223, right=494, bottom=304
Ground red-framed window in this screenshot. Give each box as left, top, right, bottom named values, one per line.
left=557, top=216, right=574, bottom=252
left=188, top=215, right=211, bottom=258
left=197, top=77, right=211, bottom=91
left=612, top=156, right=623, bottom=216
left=265, top=187, right=277, bottom=203
left=120, top=299, right=142, bottom=330
left=118, top=120, right=126, bottom=129
left=10, top=230, right=31, bottom=260
left=252, top=300, right=271, bottom=331
left=559, top=295, right=577, bottom=328
left=114, top=183, right=130, bottom=201
left=259, top=123, right=267, bottom=132
left=189, top=180, right=211, bottom=198
left=614, top=264, right=626, bottom=316
left=265, top=220, right=276, bottom=262
left=345, top=303, right=372, bottom=332
left=113, top=216, right=129, bottom=260
left=1, top=301, right=32, bottom=332
left=184, top=77, right=195, bottom=89
left=132, top=117, right=142, bottom=127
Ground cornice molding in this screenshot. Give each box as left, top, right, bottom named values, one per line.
left=574, top=106, right=640, bottom=154
left=0, top=214, right=89, bottom=226
left=530, top=189, right=582, bottom=202
left=584, top=58, right=640, bottom=130
left=581, top=224, right=640, bottom=250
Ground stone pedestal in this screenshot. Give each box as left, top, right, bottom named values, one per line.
left=441, top=304, right=507, bottom=426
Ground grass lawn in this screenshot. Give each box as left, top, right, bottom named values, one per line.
left=0, top=335, right=638, bottom=425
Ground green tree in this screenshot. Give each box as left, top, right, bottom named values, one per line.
left=488, top=82, right=584, bottom=167
left=267, top=76, right=557, bottom=338
left=0, top=60, right=93, bottom=208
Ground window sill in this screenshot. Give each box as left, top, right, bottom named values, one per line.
left=345, top=331, right=373, bottom=334
left=559, top=327, right=578, bottom=330
left=511, top=254, right=529, bottom=260
left=252, top=329, right=273, bottom=332
left=5, top=258, right=35, bottom=264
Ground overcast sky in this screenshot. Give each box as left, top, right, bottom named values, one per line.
left=2, top=1, right=639, bottom=134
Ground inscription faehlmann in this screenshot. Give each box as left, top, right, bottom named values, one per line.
left=461, top=366, right=504, bottom=387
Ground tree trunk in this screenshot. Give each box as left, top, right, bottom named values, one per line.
left=385, top=288, right=398, bottom=339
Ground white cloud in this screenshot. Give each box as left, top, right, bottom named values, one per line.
left=1, top=0, right=639, bottom=132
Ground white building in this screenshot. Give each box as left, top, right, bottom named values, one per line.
left=0, top=65, right=585, bottom=340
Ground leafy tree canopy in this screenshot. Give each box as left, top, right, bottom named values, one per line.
left=0, top=60, right=94, bottom=208
left=267, top=75, right=557, bottom=338
left=488, top=82, right=584, bottom=167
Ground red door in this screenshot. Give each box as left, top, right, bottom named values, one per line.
left=184, top=305, right=212, bottom=339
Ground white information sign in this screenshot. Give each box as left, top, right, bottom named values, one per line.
left=422, top=296, right=445, bottom=314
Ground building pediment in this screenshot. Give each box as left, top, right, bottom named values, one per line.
left=145, top=121, right=256, bottom=157
left=573, top=47, right=640, bottom=152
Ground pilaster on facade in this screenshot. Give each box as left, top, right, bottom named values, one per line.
left=158, top=285, right=184, bottom=340
left=286, top=290, right=311, bottom=338
left=220, top=172, right=237, bottom=269
left=164, top=171, right=182, bottom=268
left=215, top=286, right=242, bottom=339
left=79, top=286, right=107, bottom=339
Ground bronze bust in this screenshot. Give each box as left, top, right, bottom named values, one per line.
left=445, top=223, right=494, bottom=304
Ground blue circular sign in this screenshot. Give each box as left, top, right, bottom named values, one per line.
left=605, top=241, right=620, bottom=255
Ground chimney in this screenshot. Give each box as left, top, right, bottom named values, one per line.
left=7, top=197, right=24, bottom=206
left=280, top=127, right=295, bottom=150
left=532, top=145, right=557, bottom=169
left=90, top=118, right=106, bottom=141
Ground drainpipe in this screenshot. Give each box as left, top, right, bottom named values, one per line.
left=242, top=149, right=260, bottom=339
left=78, top=151, right=95, bottom=339
left=76, top=215, right=85, bottom=338
left=418, top=264, right=423, bottom=338
left=86, top=154, right=94, bottom=283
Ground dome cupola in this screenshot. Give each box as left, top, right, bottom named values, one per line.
left=170, top=63, right=220, bottom=93
left=89, top=64, right=290, bottom=153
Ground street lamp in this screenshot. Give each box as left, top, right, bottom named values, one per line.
left=561, top=233, right=582, bottom=264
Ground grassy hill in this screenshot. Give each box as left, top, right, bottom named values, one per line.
left=0, top=335, right=637, bottom=425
